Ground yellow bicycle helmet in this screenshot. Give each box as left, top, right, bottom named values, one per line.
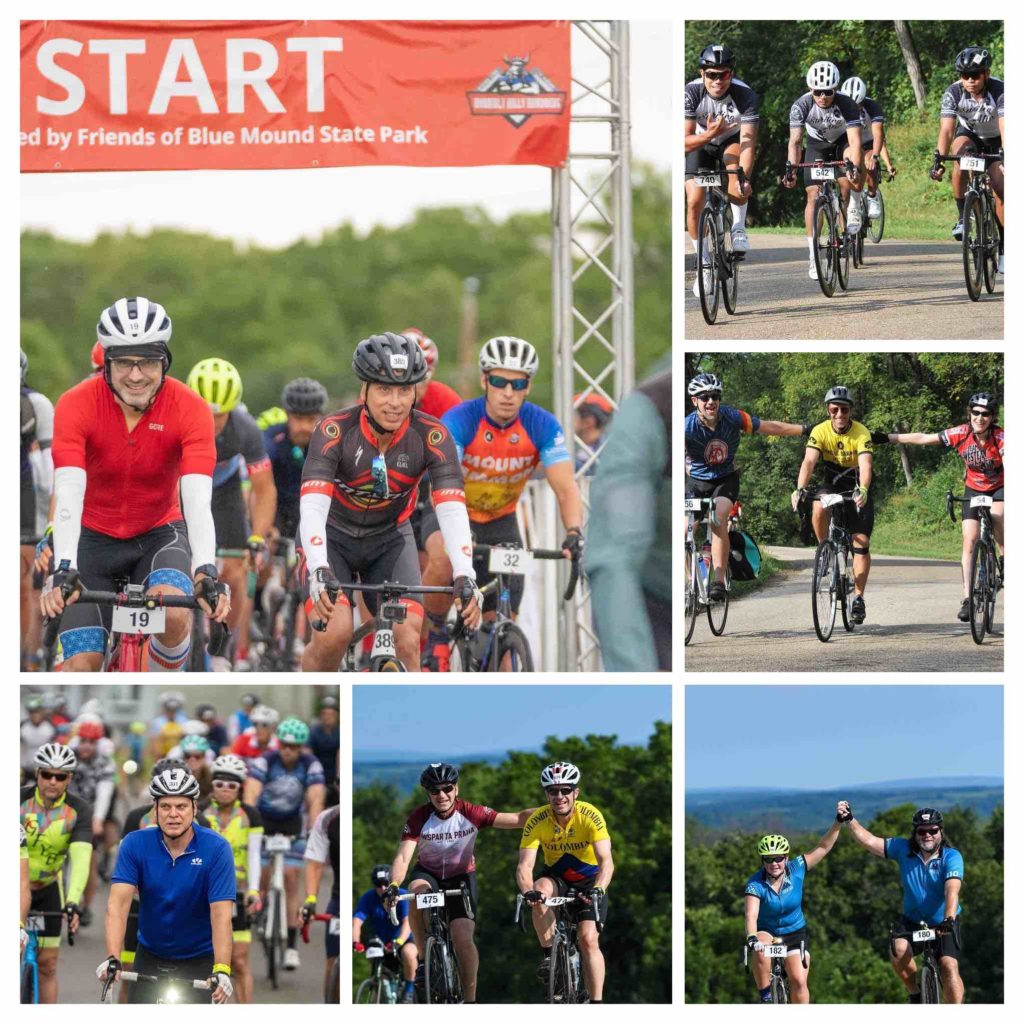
left=187, top=357, right=243, bottom=413
left=757, top=834, right=791, bottom=857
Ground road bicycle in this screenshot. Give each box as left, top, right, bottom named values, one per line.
left=935, top=151, right=1002, bottom=301
left=743, top=936, right=806, bottom=1004
left=810, top=491, right=858, bottom=642
left=693, top=164, right=748, bottom=325
left=864, top=156, right=895, bottom=244
left=685, top=495, right=730, bottom=645
left=948, top=490, right=1003, bottom=644
left=101, top=962, right=220, bottom=1004
left=785, top=158, right=856, bottom=297
left=252, top=536, right=305, bottom=672
left=42, top=580, right=228, bottom=671
left=391, top=885, right=471, bottom=1004
left=353, top=937, right=401, bottom=1004
left=21, top=909, right=73, bottom=1003
left=448, top=543, right=579, bottom=672
left=260, top=832, right=296, bottom=989
left=515, top=890, right=602, bottom=1004
left=302, top=912, right=340, bottom=1002
left=889, top=919, right=960, bottom=1004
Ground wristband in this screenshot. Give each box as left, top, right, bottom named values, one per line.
left=212, top=963, right=231, bottom=976
left=304, top=894, right=317, bottom=904
left=247, top=534, right=265, bottom=545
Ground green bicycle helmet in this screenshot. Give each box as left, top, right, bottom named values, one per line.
left=757, top=834, right=791, bottom=857
left=277, top=717, right=310, bottom=745
left=180, top=734, right=210, bottom=755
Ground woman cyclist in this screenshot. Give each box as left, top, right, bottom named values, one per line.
left=743, top=821, right=842, bottom=1003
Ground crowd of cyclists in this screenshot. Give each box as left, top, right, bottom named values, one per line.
left=685, top=41, right=1004, bottom=285
left=685, top=371, right=1004, bottom=626
left=743, top=804, right=965, bottom=1003
left=19, top=689, right=339, bottom=1003
left=354, top=760, right=612, bottom=1003
left=19, top=297, right=607, bottom=673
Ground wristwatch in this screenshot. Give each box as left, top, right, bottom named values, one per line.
left=194, top=563, right=219, bottom=581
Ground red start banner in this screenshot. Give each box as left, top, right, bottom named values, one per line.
left=20, top=20, right=571, bottom=173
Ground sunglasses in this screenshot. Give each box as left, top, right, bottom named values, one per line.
left=428, top=785, right=455, bottom=796
left=546, top=787, right=575, bottom=797
left=696, top=392, right=721, bottom=402
left=109, top=357, right=164, bottom=373
left=961, top=71, right=986, bottom=80
left=828, top=404, right=851, bottom=413
left=970, top=409, right=993, bottom=418
left=762, top=855, right=787, bottom=864
left=916, top=827, right=941, bottom=837
left=813, top=89, right=835, bottom=98
left=487, top=374, right=530, bottom=392
left=704, top=70, right=732, bottom=81
left=371, top=452, right=389, bottom=499
left=212, top=779, right=240, bottom=788
left=38, top=771, right=69, bottom=782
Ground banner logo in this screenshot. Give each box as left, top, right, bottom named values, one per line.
left=467, top=53, right=566, bottom=128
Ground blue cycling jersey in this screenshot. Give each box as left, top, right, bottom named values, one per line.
left=684, top=405, right=760, bottom=481
left=884, top=838, right=963, bottom=925
left=354, top=887, right=410, bottom=942
left=263, top=423, right=307, bottom=534
left=249, top=750, right=325, bottom=824
left=744, top=855, right=807, bottom=934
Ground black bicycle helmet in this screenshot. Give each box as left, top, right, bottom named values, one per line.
left=968, top=391, right=998, bottom=412
left=699, top=44, right=736, bottom=69
left=282, top=377, right=329, bottom=414
left=420, top=762, right=459, bottom=789
left=371, top=864, right=391, bottom=886
left=152, top=756, right=188, bottom=777
left=955, top=47, right=991, bottom=73
left=352, top=332, right=428, bottom=386
left=912, top=807, right=944, bottom=828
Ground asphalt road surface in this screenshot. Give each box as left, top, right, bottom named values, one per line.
left=49, top=875, right=334, bottom=1004
left=685, top=235, right=1003, bottom=340
left=684, top=546, right=1003, bottom=673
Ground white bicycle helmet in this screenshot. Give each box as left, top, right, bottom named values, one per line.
left=249, top=705, right=280, bottom=727
left=479, top=336, right=540, bottom=377
left=149, top=767, right=201, bottom=801
left=806, top=61, right=841, bottom=90
left=540, top=761, right=581, bottom=788
left=840, top=77, right=866, bottom=104
left=211, top=754, right=248, bottom=783
left=35, top=743, right=78, bottom=773
left=96, top=297, right=172, bottom=350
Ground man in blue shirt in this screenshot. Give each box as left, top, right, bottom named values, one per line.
left=353, top=864, right=417, bottom=1002
left=842, top=802, right=964, bottom=1003
left=101, top=767, right=236, bottom=1003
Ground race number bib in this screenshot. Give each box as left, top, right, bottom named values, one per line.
left=415, top=892, right=445, bottom=909
left=959, top=155, right=986, bottom=172
left=811, top=166, right=836, bottom=181
left=111, top=605, right=166, bottom=635
left=765, top=944, right=787, bottom=958
left=488, top=547, right=533, bottom=575
left=373, top=628, right=397, bottom=659
left=969, top=494, right=994, bottom=508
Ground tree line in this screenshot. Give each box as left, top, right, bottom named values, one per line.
left=686, top=802, right=1004, bottom=1003
left=352, top=723, right=672, bottom=1003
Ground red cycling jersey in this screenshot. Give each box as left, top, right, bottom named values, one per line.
left=51, top=375, right=216, bottom=539
left=230, top=730, right=280, bottom=761
left=418, top=379, right=462, bottom=419
left=939, top=423, right=1004, bottom=491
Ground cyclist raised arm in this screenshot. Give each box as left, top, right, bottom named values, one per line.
left=837, top=799, right=885, bottom=856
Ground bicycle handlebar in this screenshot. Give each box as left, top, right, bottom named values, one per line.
left=472, top=543, right=580, bottom=601
left=888, top=919, right=960, bottom=957
left=300, top=912, right=337, bottom=945
left=513, top=890, right=604, bottom=933
left=390, top=888, right=471, bottom=927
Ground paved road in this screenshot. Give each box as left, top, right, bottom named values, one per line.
left=685, top=546, right=1003, bottom=673
left=685, top=235, right=1003, bottom=340
left=50, top=875, right=333, bottom=1004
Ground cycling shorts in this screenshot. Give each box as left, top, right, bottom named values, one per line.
left=408, top=867, right=478, bottom=922
left=58, top=521, right=193, bottom=658
left=471, top=513, right=525, bottom=614
left=897, top=915, right=961, bottom=962
left=21, top=476, right=37, bottom=544
left=813, top=485, right=874, bottom=537
left=685, top=138, right=737, bottom=181
left=802, top=136, right=852, bottom=187
left=232, top=893, right=252, bottom=943
left=122, top=896, right=141, bottom=957
left=538, top=869, right=610, bottom=926
left=325, top=895, right=340, bottom=959
left=29, top=881, right=64, bottom=948
left=962, top=484, right=1003, bottom=521
left=953, top=127, right=1002, bottom=157
left=686, top=471, right=741, bottom=508
left=769, top=925, right=809, bottom=955
left=212, top=479, right=250, bottom=553
left=131, top=946, right=213, bottom=1004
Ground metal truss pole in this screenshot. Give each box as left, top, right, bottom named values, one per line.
left=551, top=20, right=634, bottom=671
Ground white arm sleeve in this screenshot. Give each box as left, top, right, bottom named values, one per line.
left=29, top=392, right=54, bottom=446
left=435, top=500, right=476, bottom=581
left=247, top=830, right=263, bottom=892
left=180, top=473, right=216, bottom=572
left=52, top=466, right=87, bottom=567
left=93, top=778, right=115, bottom=822
left=299, top=492, right=332, bottom=574
left=28, top=393, right=54, bottom=495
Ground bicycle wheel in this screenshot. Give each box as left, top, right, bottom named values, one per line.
left=328, top=958, right=341, bottom=1003
left=548, top=932, right=574, bottom=1004
left=920, top=960, right=941, bottom=1004
left=770, top=973, right=790, bottom=1004
left=868, top=188, right=885, bottom=243
left=835, top=202, right=851, bottom=291
left=684, top=543, right=698, bottom=646
left=721, top=253, right=739, bottom=316
left=373, top=657, right=406, bottom=672
left=856, top=222, right=865, bottom=265
left=20, top=961, right=36, bottom=1004
left=424, top=936, right=453, bottom=1003
left=490, top=622, right=534, bottom=671
left=839, top=550, right=856, bottom=632
left=982, top=200, right=999, bottom=294
left=962, top=192, right=984, bottom=301
left=706, top=566, right=729, bottom=636
left=968, top=541, right=988, bottom=645
left=355, top=977, right=380, bottom=1004
left=280, top=588, right=299, bottom=672
left=265, top=890, right=281, bottom=989
left=697, top=204, right=721, bottom=324
left=984, top=546, right=998, bottom=633
left=812, top=541, right=838, bottom=642
left=812, top=195, right=837, bottom=297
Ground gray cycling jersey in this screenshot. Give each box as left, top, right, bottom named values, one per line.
left=789, top=91, right=862, bottom=144
left=941, top=78, right=1004, bottom=140
left=684, top=78, right=759, bottom=144
left=857, top=97, right=885, bottom=145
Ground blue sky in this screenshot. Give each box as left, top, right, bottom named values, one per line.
left=354, top=684, right=671, bottom=758
left=685, top=686, right=1003, bottom=789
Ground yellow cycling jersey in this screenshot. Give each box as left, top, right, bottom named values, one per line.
left=200, top=799, right=264, bottom=883
left=807, top=420, right=873, bottom=472
left=520, top=800, right=610, bottom=885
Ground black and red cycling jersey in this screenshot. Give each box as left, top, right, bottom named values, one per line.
left=300, top=405, right=466, bottom=539
left=939, top=423, right=1004, bottom=491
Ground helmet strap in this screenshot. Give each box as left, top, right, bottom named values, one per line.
left=361, top=401, right=399, bottom=441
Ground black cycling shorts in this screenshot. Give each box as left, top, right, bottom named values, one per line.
left=685, top=137, right=737, bottom=180
left=29, top=882, right=64, bottom=942
left=813, top=484, right=875, bottom=538
left=212, top=478, right=250, bottom=552
left=538, top=870, right=610, bottom=927
left=962, top=484, right=1003, bottom=521
left=408, top=867, right=478, bottom=922
left=21, top=475, right=37, bottom=543
left=471, top=513, right=525, bottom=614
left=685, top=471, right=741, bottom=508
left=802, top=136, right=853, bottom=187
left=953, top=126, right=1002, bottom=157
left=896, top=915, right=961, bottom=963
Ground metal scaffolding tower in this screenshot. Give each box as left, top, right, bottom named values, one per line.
left=551, top=20, right=635, bottom=671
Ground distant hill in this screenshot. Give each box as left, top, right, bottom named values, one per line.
left=685, top=778, right=1003, bottom=835
left=353, top=750, right=531, bottom=793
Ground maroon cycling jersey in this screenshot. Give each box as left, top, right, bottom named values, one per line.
left=939, top=423, right=1004, bottom=491
left=300, top=405, right=466, bottom=539
left=402, top=799, right=497, bottom=878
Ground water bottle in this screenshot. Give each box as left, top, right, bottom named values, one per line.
left=570, top=947, right=581, bottom=984
left=699, top=541, right=711, bottom=585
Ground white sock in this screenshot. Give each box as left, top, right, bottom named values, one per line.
left=148, top=634, right=190, bottom=671
left=807, top=236, right=815, bottom=257
left=733, top=204, right=747, bottom=230
left=690, top=236, right=699, bottom=254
